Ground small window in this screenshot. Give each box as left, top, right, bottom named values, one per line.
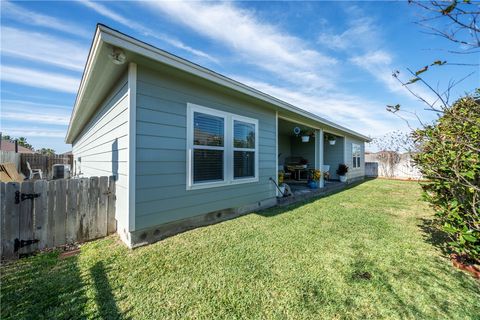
left=352, top=143, right=361, bottom=168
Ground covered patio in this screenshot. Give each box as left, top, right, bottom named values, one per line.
left=277, top=117, right=346, bottom=196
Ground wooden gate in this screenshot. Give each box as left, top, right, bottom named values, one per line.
left=0, top=176, right=116, bottom=260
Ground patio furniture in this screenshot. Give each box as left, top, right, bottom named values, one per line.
left=26, top=161, right=43, bottom=180
left=285, top=156, right=309, bottom=181
left=321, top=165, right=330, bottom=181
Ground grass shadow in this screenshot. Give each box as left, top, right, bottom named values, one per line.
left=0, top=252, right=88, bottom=319
left=91, top=261, right=127, bottom=319
left=418, top=217, right=451, bottom=258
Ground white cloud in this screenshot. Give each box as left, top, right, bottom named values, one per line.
left=1, top=27, right=87, bottom=71
left=1, top=127, right=66, bottom=138
left=145, top=1, right=337, bottom=90
left=349, top=50, right=396, bottom=90
left=1, top=111, right=70, bottom=126
left=144, top=1, right=407, bottom=135
left=1, top=100, right=71, bottom=125
left=318, top=16, right=380, bottom=51
left=1, top=66, right=79, bottom=93
left=1, top=1, right=90, bottom=38
left=233, top=75, right=402, bottom=136
left=1, top=99, right=71, bottom=111
left=79, top=0, right=217, bottom=62
left=349, top=50, right=438, bottom=105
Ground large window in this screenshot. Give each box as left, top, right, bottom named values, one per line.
left=352, top=143, right=361, bottom=168
left=187, top=103, right=258, bottom=190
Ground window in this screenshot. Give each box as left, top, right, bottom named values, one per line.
left=352, top=143, right=361, bottom=168
left=233, top=120, right=255, bottom=179
left=187, top=103, right=258, bottom=190
left=192, top=112, right=225, bottom=183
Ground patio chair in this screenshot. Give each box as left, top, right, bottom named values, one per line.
left=321, top=165, right=330, bottom=181
left=26, top=161, right=43, bottom=180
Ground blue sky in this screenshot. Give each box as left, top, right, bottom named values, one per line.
left=1, top=1, right=477, bottom=153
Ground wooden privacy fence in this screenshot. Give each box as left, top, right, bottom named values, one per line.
left=20, top=153, right=73, bottom=179
left=1, top=176, right=116, bottom=260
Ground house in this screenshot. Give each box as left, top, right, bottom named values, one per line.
left=65, top=25, right=370, bottom=247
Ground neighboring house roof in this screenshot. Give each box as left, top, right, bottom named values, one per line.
left=66, top=24, right=371, bottom=143
left=0, top=140, right=34, bottom=154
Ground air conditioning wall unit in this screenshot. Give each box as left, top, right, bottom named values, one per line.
left=52, top=164, right=71, bottom=180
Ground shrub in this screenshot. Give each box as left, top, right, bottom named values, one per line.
left=412, top=95, right=480, bottom=260
left=336, top=164, right=349, bottom=176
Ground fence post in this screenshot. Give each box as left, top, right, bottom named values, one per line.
left=66, top=179, right=79, bottom=244
left=77, top=178, right=90, bottom=242
left=53, top=179, right=67, bottom=246
left=0, top=182, right=5, bottom=259
left=34, top=180, right=48, bottom=250
left=18, top=181, right=35, bottom=255
left=98, top=176, right=108, bottom=238
left=46, top=180, right=56, bottom=247
left=88, top=177, right=99, bottom=240
left=107, top=177, right=116, bottom=235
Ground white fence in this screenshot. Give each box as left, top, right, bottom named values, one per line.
left=365, top=153, right=423, bottom=179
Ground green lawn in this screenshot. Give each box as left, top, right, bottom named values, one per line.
left=1, top=179, right=479, bottom=319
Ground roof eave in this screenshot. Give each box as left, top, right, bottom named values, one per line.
left=66, top=25, right=371, bottom=144
left=65, top=26, right=103, bottom=144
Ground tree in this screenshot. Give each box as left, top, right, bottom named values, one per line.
left=38, top=148, right=56, bottom=156
left=388, top=0, right=479, bottom=117
left=411, top=0, right=479, bottom=53
left=412, top=95, right=479, bottom=260
left=371, top=131, right=415, bottom=178
left=387, top=1, right=480, bottom=261
left=16, top=137, right=33, bottom=150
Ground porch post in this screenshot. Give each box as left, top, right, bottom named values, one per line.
left=275, top=111, right=279, bottom=197
left=319, top=129, right=324, bottom=188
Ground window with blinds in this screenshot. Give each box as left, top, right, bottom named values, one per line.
left=352, top=143, right=361, bottom=168
left=187, top=103, right=259, bottom=190
left=193, top=112, right=225, bottom=183
left=233, top=120, right=255, bottom=179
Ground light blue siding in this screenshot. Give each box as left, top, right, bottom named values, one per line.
left=278, top=134, right=291, bottom=166
left=135, top=66, right=277, bottom=230
left=324, top=136, right=345, bottom=180
left=72, top=72, right=130, bottom=232
left=290, top=136, right=316, bottom=169
left=345, top=136, right=366, bottom=179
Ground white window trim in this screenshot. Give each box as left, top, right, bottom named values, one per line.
left=231, top=114, right=259, bottom=184
left=186, top=103, right=259, bottom=190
